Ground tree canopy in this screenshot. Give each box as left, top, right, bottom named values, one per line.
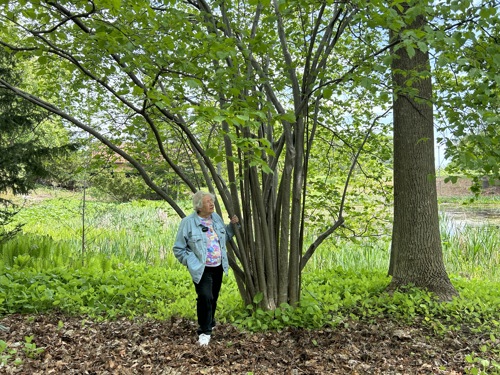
left=0, top=0, right=498, bottom=306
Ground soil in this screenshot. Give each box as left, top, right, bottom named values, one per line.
left=436, top=177, right=500, bottom=197
left=1, top=313, right=493, bottom=375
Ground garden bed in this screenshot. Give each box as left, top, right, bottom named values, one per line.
left=1, top=313, right=491, bottom=374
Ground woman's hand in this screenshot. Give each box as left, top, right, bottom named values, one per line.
left=229, top=215, right=239, bottom=224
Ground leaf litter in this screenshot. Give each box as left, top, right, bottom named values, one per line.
left=0, top=313, right=494, bottom=374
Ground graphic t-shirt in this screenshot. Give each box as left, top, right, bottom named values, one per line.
left=199, top=216, right=221, bottom=266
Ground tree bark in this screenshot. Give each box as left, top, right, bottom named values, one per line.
left=389, top=6, right=458, bottom=301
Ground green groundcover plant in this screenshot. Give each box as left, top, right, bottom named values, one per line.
left=1, top=264, right=499, bottom=334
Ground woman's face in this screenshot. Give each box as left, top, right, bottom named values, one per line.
left=198, top=195, right=215, bottom=217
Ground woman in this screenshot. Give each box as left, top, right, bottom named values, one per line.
left=173, top=190, right=239, bottom=346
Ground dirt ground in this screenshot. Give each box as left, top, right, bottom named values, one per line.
left=436, top=176, right=500, bottom=197
left=1, top=313, right=494, bottom=375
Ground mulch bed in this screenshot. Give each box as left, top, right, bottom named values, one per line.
left=1, top=313, right=491, bottom=374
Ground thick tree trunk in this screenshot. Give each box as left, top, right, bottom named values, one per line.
left=388, top=8, right=458, bottom=301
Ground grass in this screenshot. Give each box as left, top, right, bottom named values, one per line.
left=441, top=216, right=500, bottom=280
left=2, top=187, right=499, bottom=278
left=2, top=195, right=182, bottom=267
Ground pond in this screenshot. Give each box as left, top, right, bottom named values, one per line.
left=439, top=205, right=500, bottom=233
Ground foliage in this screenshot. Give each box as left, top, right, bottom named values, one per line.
left=442, top=224, right=500, bottom=280
left=0, top=45, right=77, bottom=244
left=0, top=200, right=22, bottom=246
left=0, top=0, right=401, bottom=308
left=0, top=194, right=499, bottom=372
left=0, top=334, right=44, bottom=368
left=21, top=335, right=44, bottom=359
left=1, top=197, right=186, bottom=270
left=432, top=1, right=500, bottom=189
left=81, top=140, right=183, bottom=202
left=0, top=265, right=196, bottom=320
left=466, top=345, right=500, bottom=375
left=1, top=264, right=499, bottom=337
left=1, top=196, right=498, bottom=326
left=0, top=0, right=498, bottom=311
left=0, top=339, right=21, bottom=367
left=88, top=169, right=154, bottom=202
left=439, top=194, right=500, bottom=206
left=0, top=55, right=47, bottom=194
left=0, top=49, right=75, bottom=195
left=5, top=193, right=499, bottom=278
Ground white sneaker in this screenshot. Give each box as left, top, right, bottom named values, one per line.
left=198, top=333, right=211, bottom=346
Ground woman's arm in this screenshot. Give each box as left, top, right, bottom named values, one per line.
left=173, top=219, right=189, bottom=266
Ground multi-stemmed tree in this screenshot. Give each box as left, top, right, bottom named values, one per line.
left=1, top=0, right=395, bottom=308
left=1, top=0, right=498, bottom=307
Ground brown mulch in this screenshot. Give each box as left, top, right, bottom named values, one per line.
left=1, top=313, right=490, bottom=374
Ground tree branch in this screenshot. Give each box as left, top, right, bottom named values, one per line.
left=300, top=108, right=390, bottom=270
left=0, top=79, right=185, bottom=217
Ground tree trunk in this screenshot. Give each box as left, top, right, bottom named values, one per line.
left=388, top=6, right=458, bottom=301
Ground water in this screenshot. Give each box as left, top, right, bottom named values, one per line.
left=439, top=205, right=500, bottom=234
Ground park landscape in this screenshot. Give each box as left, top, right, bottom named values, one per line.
left=0, top=181, right=499, bottom=374
left=1, top=0, right=500, bottom=374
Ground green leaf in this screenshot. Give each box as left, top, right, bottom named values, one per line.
left=406, top=44, right=415, bottom=58
left=253, top=292, right=263, bottom=305
left=281, top=112, right=296, bottom=122
left=37, top=56, right=48, bottom=64
left=186, top=79, right=201, bottom=88
left=213, top=115, right=226, bottom=122
left=416, top=41, right=428, bottom=53
left=236, top=114, right=250, bottom=122
left=323, top=87, right=333, bottom=99
left=111, top=0, right=122, bottom=9
left=479, top=6, right=496, bottom=18
left=132, top=85, right=143, bottom=95
left=205, top=148, right=218, bottom=158
left=262, top=164, right=273, bottom=174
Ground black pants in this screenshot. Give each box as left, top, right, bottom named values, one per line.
left=194, top=265, right=223, bottom=335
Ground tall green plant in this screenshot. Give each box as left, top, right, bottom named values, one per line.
left=1, top=197, right=183, bottom=271
left=441, top=218, right=500, bottom=280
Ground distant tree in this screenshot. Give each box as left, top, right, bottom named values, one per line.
left=1, top=55, right=48, bottom=193
left=388, top=2, right=457, bottom=301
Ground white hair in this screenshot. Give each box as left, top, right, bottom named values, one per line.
left=192, top=190, right=215, bottom=213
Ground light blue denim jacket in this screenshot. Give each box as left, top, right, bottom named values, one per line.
left=173, top=212, right=235, bottom=284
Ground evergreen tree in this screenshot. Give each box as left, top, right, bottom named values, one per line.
left=0, top=49, right=73, bottom=243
